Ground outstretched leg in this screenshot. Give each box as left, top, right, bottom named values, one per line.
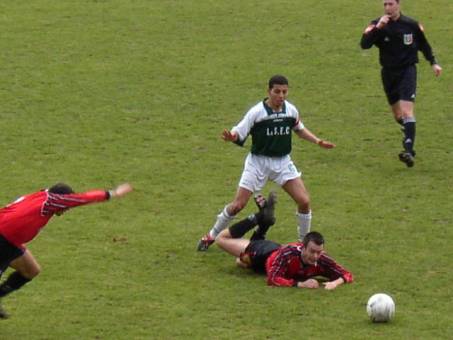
left=216, top=192, right=277, bottom=256
left=197, top=187, right=253, bottom=251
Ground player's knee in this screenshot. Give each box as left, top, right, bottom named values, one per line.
left=216, top=228, right=231, bottom=242
left=297, top=196, right=310, bottom=212
left=402, top=111, right=415, bottom=120
left=25, top=263, right=41, bottom=279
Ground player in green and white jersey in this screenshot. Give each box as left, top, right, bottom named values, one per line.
left=197, top=75, right=335, bottom=251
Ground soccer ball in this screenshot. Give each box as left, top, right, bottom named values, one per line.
left=366, top=293, right=395, bottom=322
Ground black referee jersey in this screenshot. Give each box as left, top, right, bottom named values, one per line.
left=360, top=14, right=438, bottom=68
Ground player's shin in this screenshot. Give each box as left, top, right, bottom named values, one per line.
left=0, top=271, right=31, bottom=298
left=229, top=214, right=258, bottom=238
left=402, top=117, right=416, bottom=155
left=209, top=206, right=235, bottom=238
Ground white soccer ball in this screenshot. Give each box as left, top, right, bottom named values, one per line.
left=366, top=293, right=395, bottom=323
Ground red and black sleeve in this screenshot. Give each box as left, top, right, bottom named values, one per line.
left=41, top=190, right=109, bottom=216
left=266, top=246, right=299, bottom=287
left=318, top=253, right=354, bottom=283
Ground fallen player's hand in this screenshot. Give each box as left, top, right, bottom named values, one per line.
left=299, top=279, right=319, bottom=289
left=323, top=281, right=338, bottom=290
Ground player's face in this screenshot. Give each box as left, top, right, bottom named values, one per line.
left=267, top=84, right=288, bottom=110
left=302, top=241, right=324, bottom=265
left=383, top=0, right=400, bottom=18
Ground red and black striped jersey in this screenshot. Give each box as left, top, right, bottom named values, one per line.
left=265, top=243, right=353, bottom=287
left=0, top=190, right=109, bottom=247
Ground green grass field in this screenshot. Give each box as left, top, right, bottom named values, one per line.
left=1, top=0, right=452, bottom=339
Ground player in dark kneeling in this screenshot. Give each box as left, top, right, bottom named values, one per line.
left=216, top=192, right=353, bottom=289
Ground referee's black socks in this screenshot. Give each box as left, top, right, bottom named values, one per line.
left=403, top=117, right=416, bottom=155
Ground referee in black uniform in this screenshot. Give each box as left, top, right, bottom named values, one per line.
left=360, top=0, right=442, bottom=167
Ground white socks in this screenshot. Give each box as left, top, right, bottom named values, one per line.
left=209, top=206, right=235, bottom=238
left=296, top=210, right=312, bottom=240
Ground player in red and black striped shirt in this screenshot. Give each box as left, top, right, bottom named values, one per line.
left=0, top=182, right=132, bottom=319
left=216, top=193, right=353, bottom=289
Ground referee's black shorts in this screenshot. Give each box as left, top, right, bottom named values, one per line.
left=381, top=64, right=417, bottom=105
left=0, top=235, right=24, bottom=275
left=241, top=240, right=280, bottom=274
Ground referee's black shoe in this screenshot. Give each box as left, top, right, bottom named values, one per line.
left=399, top=151, right=415, bottom=168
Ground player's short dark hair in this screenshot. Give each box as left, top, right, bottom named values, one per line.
left=49, top=183, right=74, bottom=194
left=302, top=231, right=325, bottom=246
left=268, top=75, right=289, bottom=89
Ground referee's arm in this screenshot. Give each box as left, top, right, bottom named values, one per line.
left=360, top=22, right=380, bottom=49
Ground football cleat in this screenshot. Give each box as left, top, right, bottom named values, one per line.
left=254, top=194, right=266, bottom=209
left=398, top=151, right=414, bottom=168
left=255, top=192, right=277, bottom=227
left=197, top=233, right=215, bottom=251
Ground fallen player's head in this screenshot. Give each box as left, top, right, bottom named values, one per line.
left=301, top=231, right=325, bottom=265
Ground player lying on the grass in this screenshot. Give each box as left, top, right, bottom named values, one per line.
left=216, top=193, right=353, bottom=289
left=0, top=182, right=133, bottom=319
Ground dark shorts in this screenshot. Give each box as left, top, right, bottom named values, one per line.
left=381, top=65, right=417, bottom=105
left=0, top=235, right=24, bottom=275
left=241, top=240, right=280, bottom=274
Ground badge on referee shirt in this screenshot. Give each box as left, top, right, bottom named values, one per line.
left=403, top=33, right=413, bottom=45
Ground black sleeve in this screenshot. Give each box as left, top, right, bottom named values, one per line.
left=360, top=21, right=381, bottom=49
left=416, top=24, right=438, bottom=65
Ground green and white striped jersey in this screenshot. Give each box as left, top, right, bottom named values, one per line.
left=232, top=99, right=304, bottom=157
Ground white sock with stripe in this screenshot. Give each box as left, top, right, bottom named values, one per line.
left=296, top=210, right=312, bottom=240
left=209, top=206, right=235, bottom=238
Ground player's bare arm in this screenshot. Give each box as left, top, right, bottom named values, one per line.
left=221, top=129, right=238, bottom=142
left=295, top=128, right=336, bottom=149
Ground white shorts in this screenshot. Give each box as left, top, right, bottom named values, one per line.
left=238, top=153, right=301, bottom=193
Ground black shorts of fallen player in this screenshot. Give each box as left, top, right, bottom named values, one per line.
left=240, top=240, right=281, bottom=274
